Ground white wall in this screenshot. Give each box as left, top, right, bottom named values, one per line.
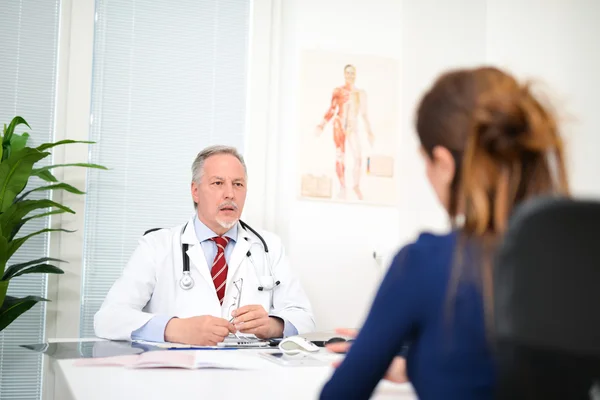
left=269, top=0, right=488, bottom=331
left=399, top=0, right=487, bottom=235
left=486, top=0, right=600, bottom=198
left=266, top=0, right=600, bottom=331
left=44, top=0, right=95, bottom=398
left=274, top=0, right=405, bottom=331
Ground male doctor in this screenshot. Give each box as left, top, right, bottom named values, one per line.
left=94, top=145, right=315, bottom=345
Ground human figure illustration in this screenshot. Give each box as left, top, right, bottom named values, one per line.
left=315, top=64, right=374, bottom=200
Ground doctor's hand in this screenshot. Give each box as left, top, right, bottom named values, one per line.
left=164, top=316, right=236, bottom=346
left=231, top=305, right=283, bottom=339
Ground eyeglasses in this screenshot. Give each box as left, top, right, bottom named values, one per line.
left=228, top=278, right=244, bottom=338
left=228, top=278, right=244, bottom=319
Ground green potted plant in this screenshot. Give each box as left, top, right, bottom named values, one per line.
left=0, top=116, right=107, bottom=331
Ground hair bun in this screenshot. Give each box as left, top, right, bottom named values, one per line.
left=474, top=86, right=559, bottom=161
left=474, top=92, right=530, bottom=161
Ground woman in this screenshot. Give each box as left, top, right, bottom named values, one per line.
left=319, top=66, right=569, bottom=399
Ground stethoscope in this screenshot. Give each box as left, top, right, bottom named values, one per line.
left=179, top=220, right=281, bottom=292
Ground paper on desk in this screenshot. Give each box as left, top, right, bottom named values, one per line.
left=132, top=339, right=218, bottom=349
left=74, top=350, right=260, bottom=370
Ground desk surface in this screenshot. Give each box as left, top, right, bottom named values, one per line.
left=50, top=338, right=416, bottom=400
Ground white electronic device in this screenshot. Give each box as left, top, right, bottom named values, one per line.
left=217, top=334, right=270, bottom=348
left=217, top=341, right=270, bottom=348
left=259, top=351, right=326, bottom=367
left=278, top=336, right=320, bottom=355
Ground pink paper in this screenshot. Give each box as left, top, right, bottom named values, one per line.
left=74, top=351, right=199, bottom=369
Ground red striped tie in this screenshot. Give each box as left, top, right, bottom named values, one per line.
left=211, top=236, right=230, bottom=305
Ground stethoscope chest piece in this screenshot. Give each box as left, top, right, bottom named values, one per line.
left=180, top=271, right=194, bottom=290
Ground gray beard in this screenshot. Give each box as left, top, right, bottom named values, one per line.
left=216, top=217, right=238, bottom=230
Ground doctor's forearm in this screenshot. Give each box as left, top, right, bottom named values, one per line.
left=131, top=315, right=173, bottom=342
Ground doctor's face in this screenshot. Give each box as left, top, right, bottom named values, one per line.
left=192, top=154, right=247, bottom=235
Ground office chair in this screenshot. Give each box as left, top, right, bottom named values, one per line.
left=144, top=228, right=162, bottom=236
left=494, top=196, right=600, bottom=400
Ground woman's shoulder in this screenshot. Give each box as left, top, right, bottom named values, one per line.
left=387, top=230, right=458, bottom=279
left=396, top=230, right=457, bottom=260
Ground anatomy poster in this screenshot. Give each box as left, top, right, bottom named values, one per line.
left=297, top=49, right=400, bottom=206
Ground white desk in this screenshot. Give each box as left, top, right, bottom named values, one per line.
left=49, top=338, right=416, bottom=400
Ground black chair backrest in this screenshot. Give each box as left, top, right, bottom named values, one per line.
left=143, top=228, right=162, bottom=236
left=494, top=196, right=600, bottom=399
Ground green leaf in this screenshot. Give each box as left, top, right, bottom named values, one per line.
left=32, top=163, right=108, bottom=175
left=9, top=132, right=30, bottom=153
left=16, top=182, right=85, bottom=202
left=7, top=257, right=65, bottom=269
left=11, top=209, right=70, bottom=240
left=8, top=228, right=75, bottom=260
left=0, top=295, right=48, bottom=332
left=36, top=139, right=95, bottom=152
left=2, top=257, right=66, bottom=282
left=2, top=263, right=64, bottom=281
left=2, top=117, right=31, bottom=163
left=2, top=116, right=30, bottom=147
left=0, top=281, right=7, bottom=310
left=0, top=199, right=75, bottom=240
left=19, top=209, right=68, bottom=227
left=0, top=148, right=51, bottom=212
left=32, top=169, right=58, bottom=182
left=0, top=233, right=7, bottom=280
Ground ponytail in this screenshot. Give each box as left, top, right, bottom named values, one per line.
left=461, top=82, right=569, bottom=237
left=455, top=78, right=569, bottom=336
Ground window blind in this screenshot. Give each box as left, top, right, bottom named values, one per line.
left=80, top=0, right=251, bottom=337
left=0, top=0, right=61, bottom=399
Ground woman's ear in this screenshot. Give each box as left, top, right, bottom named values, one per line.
left=431, top=146, right=456, bottom=185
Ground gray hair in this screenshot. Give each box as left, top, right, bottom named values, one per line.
left=191, top=145, right=247, bottom=184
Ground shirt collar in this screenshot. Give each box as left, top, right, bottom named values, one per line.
left=193, top=216, right=237, bottom=244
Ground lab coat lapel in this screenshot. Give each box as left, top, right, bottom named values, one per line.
left=186, top=245, right=213, bottom=288
left=180, top=219, right=214, bottom=288
left=226, top=223, right=251, bottom=286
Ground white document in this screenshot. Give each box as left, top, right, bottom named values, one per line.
left=132, top=339, right=218, bottom=349
left=75, top=350, right=261, bottom=370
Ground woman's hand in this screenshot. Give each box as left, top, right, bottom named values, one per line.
left=326, top=328, right=408, bottom=384
left=324, top=327, right=357, bottom=353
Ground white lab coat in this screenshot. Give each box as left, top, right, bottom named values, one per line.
left=94, top=219, right=315, bottom=340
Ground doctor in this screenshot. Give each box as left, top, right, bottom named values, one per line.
left=94, top=145, right=315, bottom=345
